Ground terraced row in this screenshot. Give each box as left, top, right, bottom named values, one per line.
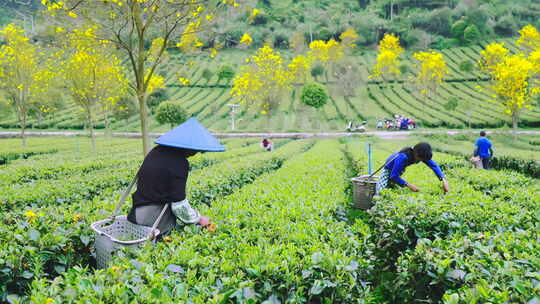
left=0, top=139, right=307, bottom=300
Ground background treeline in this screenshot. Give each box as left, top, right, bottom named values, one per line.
left=3, top=0, right=540, bottom=51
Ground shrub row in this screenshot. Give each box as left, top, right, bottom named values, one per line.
left=368, top=152, right=539, bottom=303
left=489, top=155, right=540, bottom=179
left=0, top=149, right=58, bottom=165
left=28, top=140, right=378, bottom=303
left=5, top=139, right=264, bottom=185
left=428, top=142, right=540, bottom=179
left=0, top=140, right=309, bottom=300
left=0, top=140, right=292, bottom=211
left=396, top=230, right=539, bottom=304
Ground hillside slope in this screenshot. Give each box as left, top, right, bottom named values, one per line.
left=1, top=39, right=539, bottom=133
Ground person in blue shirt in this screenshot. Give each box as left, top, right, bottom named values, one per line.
left=474, top=131, right=493, bottom=169
left=376, top=142, right=449, bottom=193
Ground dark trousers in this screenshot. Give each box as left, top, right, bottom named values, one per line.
left=481, top=157, right=490, bottom=170
left=127, top=203, right=176, bottom=237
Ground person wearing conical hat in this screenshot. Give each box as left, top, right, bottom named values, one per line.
left=127, top=118, right=225, bottom=236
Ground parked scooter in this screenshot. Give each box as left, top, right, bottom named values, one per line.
left=347, top=121, right=368, bottom=133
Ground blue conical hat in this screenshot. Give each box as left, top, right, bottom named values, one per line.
left=155, top=117, right=225, bottom=152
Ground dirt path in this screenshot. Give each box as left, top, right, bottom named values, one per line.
left=0, top=129, right=538, bottom=139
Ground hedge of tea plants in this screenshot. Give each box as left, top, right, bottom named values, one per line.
left=0, top=138, right=305, bottom=300
left=366, top=148, right=540, bottom=303
left=416, top=133, right=540, bottom=179
left=396, top=230, right=539, bottom=304
left=27, top=140, right=380, bottom=303
left=1, top=136, right=538, bottom=303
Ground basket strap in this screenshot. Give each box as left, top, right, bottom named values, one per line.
left=149, top=204, right=169, bottom=240
left=368, top=153, right=400, bottom=178
left=111, top=175, right=138, bottom=220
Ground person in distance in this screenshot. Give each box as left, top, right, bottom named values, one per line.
left=261, top=138, right=273, bottom=151
left=474, top=131, right=493, bottom=170
left=376, top=142, right=449, bottom=194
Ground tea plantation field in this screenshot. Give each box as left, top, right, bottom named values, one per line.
left=1, top=38, right=539, bottom=133
left=0, top=136, right=538, bottom=303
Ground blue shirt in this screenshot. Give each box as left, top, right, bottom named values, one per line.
left=384, top=152, right=445, bottom=186
left=475, top=137, right=492, bottom=159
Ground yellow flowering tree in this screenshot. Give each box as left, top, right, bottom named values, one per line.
left=369, top=33, right=404, bottom=83
left=478, top=42, right=509, bottom=75
left=28, top=56, right=63, bottom=127
left=517, top=25, right=540, bottom=54
left=0, top=24, right=58, bottom=146
left=412, top=51, right=448, bottom=105
left=61, top=25, right=128, bottom=150
left=42, top=0, right=240, bottom=155
left=288, top=55, right=312, bottom=85
left=248, top=7, right=260, bottom=23
left=486, top=55, right=539, bottom=138
left=239, top=33, right=253, bottom=47
left=478, top=30, right=540, bottom=137
left=231, top=45, right=292, bottom=116
left=308, top=39, right=345, bottom=82
left=339, top=28, right=360, bottom=52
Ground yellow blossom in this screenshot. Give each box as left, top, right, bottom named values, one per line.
left=248, top=8, right=261, bottom=23
left=209, top=48, right=218, bottom=59
left=308, top=39, right=344, bottom=64
left=369, top=33, right=404, bottom=80
left=239, top=33, right=253, bottom=46
left=146, top=73, right=164, bottom=94
left=24, top=210, right=38, bottom=222
left=231, top=45, right=292, bottom=114
left=412, top=51, right=448, bottom=98
left=339, top=28, right=360, bottom=50
left=517, top=25, right=540, bottom=53
left=288, top=55, right=312, bottom=83
left=72, top=214, right=83, bottom=222
left=178, top=77, right=191, bottom=86
left=479, top=42, right=509, bottom=74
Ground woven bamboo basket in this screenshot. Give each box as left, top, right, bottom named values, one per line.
left=351, top=175, right=379, bottom=210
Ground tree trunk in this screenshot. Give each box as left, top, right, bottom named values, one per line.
left=309, top=22, right=313, bottom=43
left=17, top=96, right=27, bottom=147
left=315, top=108, right=323, bottom=133
left=21, top=118, right=26, bottom=147
left=87, top=108, right=96, bottom=152
left=104, top=111, right=110, bottom=138
left=133, top=2, right=150, bottom=156
left=138, top=93, right=150, bottom=155
left=325, top=68, right=329, bottom=83
left=512, top=113, right=518, bottom=141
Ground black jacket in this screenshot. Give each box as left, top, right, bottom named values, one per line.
left=131, top=145, right=189, bottom=207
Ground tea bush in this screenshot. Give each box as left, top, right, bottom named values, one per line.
left=366, top=146, right=539, bottom=303
left=395, top=230, right=540, bottom=304
left=370, top=161, right=539, bottom=259
left=0, top=139, right=308, bottom=300
left=1, top=137, right=538, bottom=302
left=0, top=147, right=58, bottom=165
left=28, top=141, right=379, bottom=303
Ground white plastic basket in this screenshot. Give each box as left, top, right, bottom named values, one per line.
left=91, top=215, right=160, bottom=269
left=90, top=176, right=167, bottom=269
